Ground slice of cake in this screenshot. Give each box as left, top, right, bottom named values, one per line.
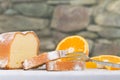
left=0, top=31, right=40, bottom=69
left=23, top=50, right=68, bottom=70
left=46, top=60, right=85, bottom=71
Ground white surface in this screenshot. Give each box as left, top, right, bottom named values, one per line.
left=0, top=69, right=120, bottom=80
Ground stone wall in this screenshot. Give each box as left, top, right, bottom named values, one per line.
left=0, top=0, right=120, bottom=57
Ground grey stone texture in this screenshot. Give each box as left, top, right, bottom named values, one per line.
left=11, top=0, right=45, bottom=2
left=70, top=0, right=97, bottom=5
left=87, top=25, right=102, bottom=32
left=0, top=0, right=120, bottom=56
left=4, top=8, right=18, bottom=15
left=95, top=13, right=120, bottom=27
left=93, top=0, right=113, bottom=16
left=52, top=31, right=69, bottom=44
left=77, top=31, right=98, bottom=39
left=92, top=39, right=120, bottom=56
left=40, top=38, right=55, bottom=52
left=86, top=39, right=94, bottom=56
left=13, top=3, right=54, bottom=17
left=0, top=15, right=49, bottom=33
left=0, top=7, right=3, bottom=14
left=48, top=0, right=97, bottom=5
left=36, top=28, right=52, bottom=37
left=107, top=0, right=120, bottom=15
left=47, top=0, right=70, bottom=5
left=98, top=27, right=120, bottom=38
left=51, top=5, right=89, bottom=32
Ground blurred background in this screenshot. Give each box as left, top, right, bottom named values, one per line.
left=0, top=0, right=120, bottom=57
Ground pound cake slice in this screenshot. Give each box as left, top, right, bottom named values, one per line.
left=46, top=60, right=85, bottom=71
left=0, top=31, right=40, bottom=69
left=23, top=50, right=68, bottom=70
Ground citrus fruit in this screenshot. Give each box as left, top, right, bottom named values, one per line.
left=99, top=55, right=120, bottom=63
left=86, top=55, right=120, bottom=70
left=99, top=55, right=120, bottom=70
left=56, top=35, right=89, bottom=61
left=56, top=35, right=89, bottom=55
left=86, top=56, right=100, bottom=69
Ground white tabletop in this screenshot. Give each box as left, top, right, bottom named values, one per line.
left=0, top=69, right=120, bottom=80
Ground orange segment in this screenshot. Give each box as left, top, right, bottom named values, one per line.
left=56, top=35, right=89, bottom=56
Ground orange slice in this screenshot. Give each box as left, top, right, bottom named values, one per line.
left=86, top=55, right=120, bottom=70
left=56, top=35, right=89, bottom=61
left=56, top=35, right=89, bottom=55
left=99, top=55, right=120, bottom=70
left=99, top=55, right=120, bottom=63
left=86, top=56, right=100, bottom=69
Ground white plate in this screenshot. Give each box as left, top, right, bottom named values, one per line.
left=0, top=69, right=120, bottom=80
